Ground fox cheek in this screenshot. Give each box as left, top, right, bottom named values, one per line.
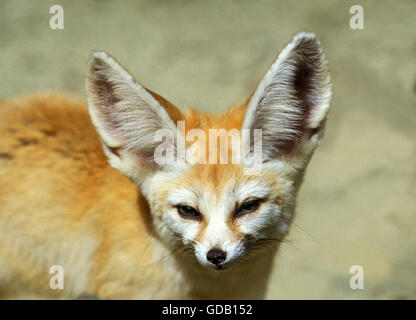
left=163, top=212, right=201, bottom=243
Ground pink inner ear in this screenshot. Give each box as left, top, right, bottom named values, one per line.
left=137, top=149, right=162, bottom=169
left=92, top=77, right=130, bottom=141
left=249, top=36, right=330, bottom=158
left=96, top=79, right=120, bottom=109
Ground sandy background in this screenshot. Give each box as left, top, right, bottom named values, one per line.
left=1, top=0, right=415, bottom=299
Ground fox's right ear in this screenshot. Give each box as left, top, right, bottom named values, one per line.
left=86, top=52, right=183, bottom=184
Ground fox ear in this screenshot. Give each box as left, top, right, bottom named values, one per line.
left=242, top=32, right=332, bottom=160
left=86, top=52, right=182, bottom=183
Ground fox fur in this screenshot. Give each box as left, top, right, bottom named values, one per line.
left=0, top=32, right=331, bottom=299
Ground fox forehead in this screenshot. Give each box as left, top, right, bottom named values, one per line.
left=183, top=103, right=247, bottom=134
left=161, top=164, right=281, bottom=209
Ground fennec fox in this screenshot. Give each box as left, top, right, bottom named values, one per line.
left=0, top=33, right=331, bottom=299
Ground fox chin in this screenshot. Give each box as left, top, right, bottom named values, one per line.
left=0, top=32, right=331, bottom=299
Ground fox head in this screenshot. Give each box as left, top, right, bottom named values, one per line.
left=85, top=32, right=331, bottom=271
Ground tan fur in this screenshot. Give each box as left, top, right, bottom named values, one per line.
left=0, top=33, right=331, bottom=299
left=0, top=92, right=273, bottom=299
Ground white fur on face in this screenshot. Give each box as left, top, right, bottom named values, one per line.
left=160, top=175, right=284, bottom=269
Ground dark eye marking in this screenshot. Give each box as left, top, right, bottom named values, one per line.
left=234, top=198, right=263, bottom=218
left=176, top=205, right=202, bottom=221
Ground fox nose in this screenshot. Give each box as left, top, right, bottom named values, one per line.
left=206, top=248, right=227, bottom=265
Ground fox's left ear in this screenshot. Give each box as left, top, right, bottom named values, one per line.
left=242, top=32, right=332, bottom=160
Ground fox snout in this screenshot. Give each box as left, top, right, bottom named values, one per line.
left=194, top=240, right=243, bottom=270
left=206, top=248, right=226, bottom=266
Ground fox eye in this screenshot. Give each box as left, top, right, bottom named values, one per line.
left=176, top=205, right=201, bottom=221
left=234, top=199, right=262, bottom=218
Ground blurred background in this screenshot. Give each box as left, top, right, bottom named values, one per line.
left=1, top=0, right=415, bottom=299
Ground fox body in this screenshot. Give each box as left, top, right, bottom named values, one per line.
left=0, top=33, right=331, bottom=299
